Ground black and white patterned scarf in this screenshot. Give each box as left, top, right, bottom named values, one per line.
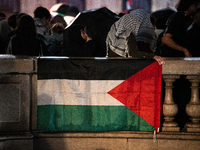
left=106, top=9, right=156, bottom=57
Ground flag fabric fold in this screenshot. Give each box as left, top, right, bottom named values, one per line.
left=37, top=58, right=162, bottom=132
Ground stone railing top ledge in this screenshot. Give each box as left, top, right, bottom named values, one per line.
left=163, top=57, right=200, bottom=75
left=0, top=54, right=37, bottom=74
left=1, top=55, right=200, bottom=75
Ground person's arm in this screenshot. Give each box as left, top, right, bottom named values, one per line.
left=162, top=33, right=192, bottom=57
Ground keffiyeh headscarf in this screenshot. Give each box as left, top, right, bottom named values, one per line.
left=106, top=9, right=156, bottom=57
left=116, top=9, right=153, bottom=36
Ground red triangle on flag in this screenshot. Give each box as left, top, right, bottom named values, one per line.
left=108, top=62, right=162, bottom=131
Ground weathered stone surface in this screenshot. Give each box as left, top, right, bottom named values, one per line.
left=129, top=138, right=200, bottom=150
left=162, top=58, right=200, bottom=75
left=0, top=55, right=36, bottom=74
left=31, top=74, right=38, bottom=131
left=0, top=75, right=30, bottom=132
left=31, top=132, right=200, bottom=150
left=162, top=126, right=180, bottom=132
left=35, top=138, right=127, bottom=150
left=0, top=56, right=200, bottom=150
left=2, top=139, right=33, bottom=150
left=0, top=142, right=3, bottom=150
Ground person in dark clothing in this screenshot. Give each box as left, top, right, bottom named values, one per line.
left=7, top=12, right=18, bottom=30
left=4, top=13, right=19, bottom=53
left=34, top=6, right=51, bottom=46
left=0, top=36, right=5, bottom=53
left=0, top=12, right=6, bottom=21
left=80, top=26, right=102, bottom=57
left=161, top=0, right=200, bottom=57
left=48, top=22, right=64, bottom=55
left=0, top=13, right=17, bottom=54
left=6, top=15, right=48, bottom=56
left=4, top=13, right=29, bottom=54
left=187, top=8, right=200, bottom=57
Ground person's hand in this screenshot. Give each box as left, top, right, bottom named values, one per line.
left=153, top=55, right=166, bottom=65
left=182, top=48, right=192, bottom=57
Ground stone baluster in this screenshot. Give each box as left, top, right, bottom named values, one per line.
left=185, top=75, right=200, bottom=132
left=162, top=75, right=180, bottom=131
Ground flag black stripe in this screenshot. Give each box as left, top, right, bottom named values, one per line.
left=38, top=57, right=156, bottom=80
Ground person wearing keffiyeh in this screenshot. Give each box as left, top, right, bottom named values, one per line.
left=106, top=9, right=165, bottom=65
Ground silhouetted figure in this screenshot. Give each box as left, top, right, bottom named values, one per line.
left=34, top=6, right=51, bottom=46
left=6, top=15, right=47, bottom=56
left=0, top=12, right=6, bottom=21
left=50, top=15, right=67, bottom=28
left=187, top=8, right=200, bottom=57
left=161, top=0, right=200, bottom=57
left=48, top=22, right=64, bottom=55
left=80, top=26, right=103, bottom=57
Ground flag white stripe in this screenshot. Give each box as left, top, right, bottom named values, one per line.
left=38, top=79, right=124, bottom=106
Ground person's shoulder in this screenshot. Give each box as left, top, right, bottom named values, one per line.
left=190, top=22, right=200, bottom=30
left=34, top=17, right=45, bottom=27
left=87, top=39, right=101, bottom=46
left=51, top=33, right=63, bottom=39
left=188, top=23, right=200, bottom=35
left=168, top=12, right=183, bottom=20
left=166, top=11, right=185, bottom=26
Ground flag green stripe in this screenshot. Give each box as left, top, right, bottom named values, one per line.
left=37, top=105, right=155, bottom=132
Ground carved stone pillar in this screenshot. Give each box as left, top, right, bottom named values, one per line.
left=185, top=75, right=200, bottom=132
left=162, top=75, right=180, bottom=131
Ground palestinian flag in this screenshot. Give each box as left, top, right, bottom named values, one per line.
left=37, top=58, right=162, bottom=132
left=126, top=0, right=133, bottom=9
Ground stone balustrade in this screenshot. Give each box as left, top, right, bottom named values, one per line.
left=0, top=55, right=200, bottom=133
left=162, top=57, right=200, bottom=132
left=0, top=55, right=200, bottom=150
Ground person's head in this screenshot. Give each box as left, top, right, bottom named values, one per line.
left=129, top=9, right=152, bottom=26
left=176, top=0, right=200, bottom=14
left=34, top=6, right=51, bottom=26
left=0, top=20, right=11, bottom=39
left=51, top=22, right=64, bottom=34
left=16, top=15, right=37, bottom=36
left=7, top=12, right=19, bottom=29
left=80, top=26, right=92, bottom=41
left=80, top=26, right=87, bottom=40
left=51, top=15, right=67, bottom=28
left=0, top=12, right=6, bottom=21
left=150, top=16, right=157, bottom=29
left=16, top=13, right=28, bottom=25
left=194, top=8, right=200, bottom=23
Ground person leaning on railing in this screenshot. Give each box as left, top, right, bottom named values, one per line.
left=106, top=9, right=165, bottom=65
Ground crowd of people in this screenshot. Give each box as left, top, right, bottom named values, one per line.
left=0, top=6, right=65, bottom=56
left=0, top=0, right=199, bottom=64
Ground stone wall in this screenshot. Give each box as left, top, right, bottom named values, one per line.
left=0, top=55, right=37, bottom=150
left=0, top=56, right=200, bottom=150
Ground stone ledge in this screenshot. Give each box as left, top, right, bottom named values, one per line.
left=162, top=57, right=200, bottom=75
left=32, top=131, right=200, bottom=140
left=2, top=55, right=200, bottom=75
left=0, top=55, right=36, bottom=74
left=0, top=132, right=33, bottom=140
